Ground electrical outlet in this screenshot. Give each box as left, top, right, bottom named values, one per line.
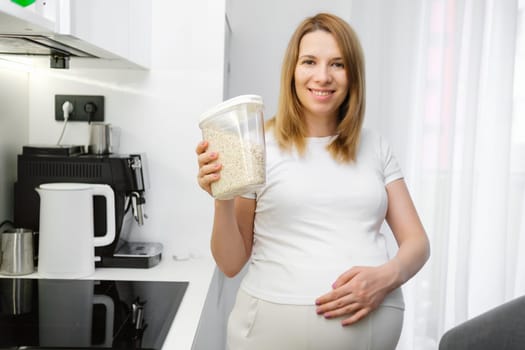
left=55, top=95, right=105, bottom=122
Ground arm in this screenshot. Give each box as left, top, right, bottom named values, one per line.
left=196, top=141, right=256, bottom=277
left=211, top=197, right=255, bottom=277
left=315, top=178, right=430, bottom=325
left=384, top=178, right=430, bottom=288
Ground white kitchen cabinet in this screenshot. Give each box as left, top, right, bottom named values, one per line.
left=0, top=0, right=56, bottom=34
left=61, top=0, right=151, bottom=68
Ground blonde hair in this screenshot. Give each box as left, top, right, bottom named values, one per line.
left=266, top=13, right=366, bottom=163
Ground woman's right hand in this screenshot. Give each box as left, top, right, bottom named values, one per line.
left=196, top=140, right=222, bottom=196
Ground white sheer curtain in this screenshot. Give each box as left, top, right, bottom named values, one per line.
left=351, top=0, right=523, bottom=348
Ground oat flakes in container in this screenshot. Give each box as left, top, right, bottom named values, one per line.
left=199, top=95, right=266, bottom=200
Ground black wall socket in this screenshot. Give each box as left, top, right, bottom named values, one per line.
left=55, top=95, right=105, bottom=122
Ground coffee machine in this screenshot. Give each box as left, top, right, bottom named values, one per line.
left=13, top=145, right=162, bottom=268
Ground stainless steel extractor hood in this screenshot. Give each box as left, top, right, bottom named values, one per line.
left=0, top=34, right=96, bottom=68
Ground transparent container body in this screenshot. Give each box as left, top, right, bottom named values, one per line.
left=199, top=95, right=266, bottom=200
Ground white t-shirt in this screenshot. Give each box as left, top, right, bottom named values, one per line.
left=241, top=128, right=405, bottom=308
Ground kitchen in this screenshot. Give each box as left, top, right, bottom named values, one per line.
left=0, top=0, right=225, bottom=349
left=1, top=0, right=525, bottom=349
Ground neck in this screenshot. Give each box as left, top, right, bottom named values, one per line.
left=305, top=116, right=337, bottom=137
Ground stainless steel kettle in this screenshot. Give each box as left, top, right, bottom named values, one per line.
left=0, top=228, right=34, bottom=276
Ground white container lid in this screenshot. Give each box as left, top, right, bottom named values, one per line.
left=198, top=94, right=263, bottom=126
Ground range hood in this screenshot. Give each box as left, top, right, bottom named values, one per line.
left=0, top=1, right=150, bottom=69
left=0, top=34, right=95, bottom=68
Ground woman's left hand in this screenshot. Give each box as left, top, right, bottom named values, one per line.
left=315, top=264, right=398, bottom=326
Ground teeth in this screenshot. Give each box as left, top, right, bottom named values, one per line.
left=312, top=90, right=331, bottom=96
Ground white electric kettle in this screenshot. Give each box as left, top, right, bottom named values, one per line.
left=36, top=183, right=115, bottom=278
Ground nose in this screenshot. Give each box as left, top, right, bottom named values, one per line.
left=313, top=64, right=332, bottom=84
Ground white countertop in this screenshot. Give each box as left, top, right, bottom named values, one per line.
left=0, top=255, right=217, bottom=350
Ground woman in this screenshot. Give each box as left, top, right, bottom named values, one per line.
left=196, top=13, right=430, bottom=350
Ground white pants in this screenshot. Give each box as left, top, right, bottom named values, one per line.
left=227, top=289, right=403, bottom=350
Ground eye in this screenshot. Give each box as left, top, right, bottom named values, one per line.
left=332, top=61, right=345, bottom=69
left=300, top=59, right=316, bottom=65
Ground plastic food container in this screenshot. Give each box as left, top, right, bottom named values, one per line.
left=199, top=95, right=266, bottom=200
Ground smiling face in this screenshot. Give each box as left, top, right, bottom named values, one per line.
left=294, top=30, right=349, bottom=135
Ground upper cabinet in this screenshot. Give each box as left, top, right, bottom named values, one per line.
left=0, top=0, right=151, bottom=69
left=0, top=0, right=56, bottom=33
left=61, top=0, right=151, bottom=68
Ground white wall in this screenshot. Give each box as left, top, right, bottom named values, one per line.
left=0, top=65, right=29, bottom=224
left=23, top=0, right=226, bottom=260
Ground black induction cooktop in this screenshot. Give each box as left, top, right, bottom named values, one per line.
left=0, top=278, right=188, bottom=349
